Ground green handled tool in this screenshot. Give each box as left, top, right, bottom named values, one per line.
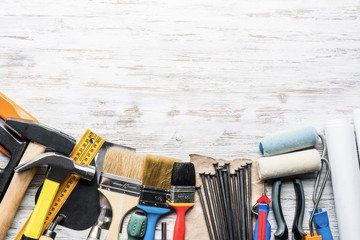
left=272, top=178, right=306, bottom=240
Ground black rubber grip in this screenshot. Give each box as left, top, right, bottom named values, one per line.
left=292, top=178, right=306, bottom=240
left=21, top=235, right=37, bottom=240
left=272, top=179, right=288, bottom=240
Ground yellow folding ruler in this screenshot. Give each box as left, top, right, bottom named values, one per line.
left=15, top=130, right=104, bottom=240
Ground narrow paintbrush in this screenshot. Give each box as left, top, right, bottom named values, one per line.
left=167, top=162, right=196, bottom=240
left=98, top=147, right=146, bottom=240
left=137, top=154, right=181, bottom=240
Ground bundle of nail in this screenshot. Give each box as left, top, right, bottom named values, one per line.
left=197, top=162, right=253, bottom=240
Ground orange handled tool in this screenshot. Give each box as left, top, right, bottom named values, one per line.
left=0, top=92, right=37, bottom=156
left=0, top=92, right=39, bottom=240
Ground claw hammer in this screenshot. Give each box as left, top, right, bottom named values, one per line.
left=15, top=152, right=95, bottom=240
left=0, top=117, right=76, bottom=240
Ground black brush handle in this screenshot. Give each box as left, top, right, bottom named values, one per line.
left=272, top=179, right=288, bottom=240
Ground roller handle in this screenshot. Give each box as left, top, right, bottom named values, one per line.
left=312, top=208, right=333, bottom=240
left=292, top=178, right=306, bottom=240
left=168, top=203, right=194, bottom=240
left=137, top=205, right=171, bottom=240
left=22, top=178, right=61, bottom=240
left=0, top=143, right=45, bottom=240
left=272, top=179, right=288, bottom=240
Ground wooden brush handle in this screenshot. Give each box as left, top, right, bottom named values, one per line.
left=99, top=188, right=139, bottom=240
left=39, top=235, right=54, bottom=240
left=0, top=142, right=45, bottom=240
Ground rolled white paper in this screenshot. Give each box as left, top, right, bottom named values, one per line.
left=353, top=109, right=360, bottom=159
left=325, top=119, right=360, bottom=239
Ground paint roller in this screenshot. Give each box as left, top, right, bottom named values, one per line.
left=258, top=127, right=332, bottom=240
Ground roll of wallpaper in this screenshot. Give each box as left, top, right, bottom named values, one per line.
left=353, top=110, right=360, bottom=158
left=325, top=119, right=360, bottom=239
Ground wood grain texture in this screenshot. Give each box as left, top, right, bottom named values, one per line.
left=1, top=0, right=360, bottom=238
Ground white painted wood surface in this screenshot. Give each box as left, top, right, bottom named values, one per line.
left=1, top=0, right=360, bottom=238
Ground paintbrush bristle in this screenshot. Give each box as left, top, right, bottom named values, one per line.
left=141, top=154, right=181, bottom=190
left=102, top=147, right=145, bottom=180
left=171, top=162, right=196, bottom=186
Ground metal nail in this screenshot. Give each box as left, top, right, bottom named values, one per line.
left=246, top=162, right=253, bottom=240
left=241, top=166, right=249, bottom=240
left=211, top=174, right=227, bottom=240
left=196, top=186, right=214, bottom=240
left=216, top=167, right=230, bottom=239
left=200, top=173, right=219, bottom=240
left=230, top=173, right=240, bottom=240
left=207, top=173, right=223, bottom=240
left=222, top=169, right=234, bottom=240
left=238, top=168, right=247, bottom=240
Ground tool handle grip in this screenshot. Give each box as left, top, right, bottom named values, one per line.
left=312, top=209, right=333, bottom=240
left=316, top=226, right=333, bottom=240
left=99, top=189, right=139, bottom=240
left=39, top=236, right=54, bottom=240
left=254, top=203, right=271, bottom=240
left=23, top=179, right=60, bottom=239
left=137, top=205, right=171, bottom=240
left=87, top=225, right=101, bottom=240
left=0, top=143, right=46, bottom=240
left=169, top=203, right=194, bottom=240
left=293, top=178, right=306, bottom=240
left=272, top=179, right=288, bottom=240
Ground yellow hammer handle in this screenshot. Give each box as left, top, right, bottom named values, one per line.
left=23, top=179, right=60, bottom=239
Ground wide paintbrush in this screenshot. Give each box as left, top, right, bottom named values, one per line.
left=98, top=147, right=145, bottom=240
left=137, top=154, right=181, bottom=240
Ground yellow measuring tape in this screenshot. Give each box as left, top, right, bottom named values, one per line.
left=15, top=130, right=105, bottom=240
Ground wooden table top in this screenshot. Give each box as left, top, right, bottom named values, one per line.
left=2, top=0, right=359, bottom=238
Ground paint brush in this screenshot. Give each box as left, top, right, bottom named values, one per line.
left=137, top=154, right=181, bottom=240
left=98, top=147, right=146, bottom=240
left=167, top=162, right=196, bottom=240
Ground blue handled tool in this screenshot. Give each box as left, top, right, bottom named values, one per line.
left=254, top=195, right=271, bottom=240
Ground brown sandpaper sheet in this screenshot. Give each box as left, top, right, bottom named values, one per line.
left=185, top=154, right=264, bottom=240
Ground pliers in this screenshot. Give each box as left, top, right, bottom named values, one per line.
left=272, top=178, right=306, bottom=240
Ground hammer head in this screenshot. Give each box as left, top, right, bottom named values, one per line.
left=15, top=152, right=95, bottom=182
left=6, top=118, right=76, bottom=155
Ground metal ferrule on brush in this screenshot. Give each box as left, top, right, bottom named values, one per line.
left=139, top=186, right=171, bottom=208
left=170, top=186, right=195, bottom=203
left=99, top=172, right=141, bottom=197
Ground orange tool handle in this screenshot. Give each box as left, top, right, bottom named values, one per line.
left=0, top=92, right=37, bottom=122
left=0, top=92, right=37, bottom=156
left=169, top=203, right=194, bottom=240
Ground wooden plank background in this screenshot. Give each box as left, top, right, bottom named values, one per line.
left=1, top=0, right=360, bottom=238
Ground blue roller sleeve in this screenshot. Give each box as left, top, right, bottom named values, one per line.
left=310, top=208, right=333, bottom=240
left=137, top=204, right=171, bottom=240
left=259, top=126, right=318, bottom=156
